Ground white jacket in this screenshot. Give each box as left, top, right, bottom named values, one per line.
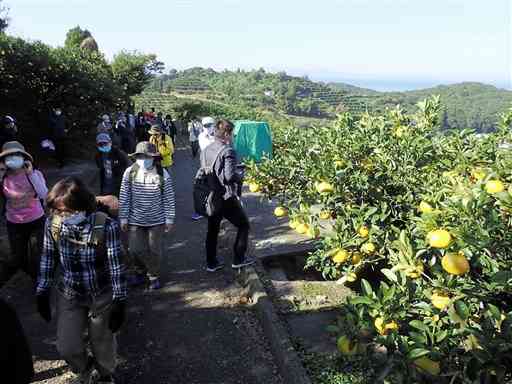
left=198, top=129, right=215, bottom=151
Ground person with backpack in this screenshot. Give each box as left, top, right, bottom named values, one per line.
left=199, top=120, right=253, bottom=272
left=36, top=177, right=126, bottom=384
left=148, top=125, right=174, bottom=174
left=0, top=141, right=48, bottom=286
left=119, top=142, right=175, bottom=290
left=188, top=116, right=201, bottom=159
left=95, top=133, right=130, bottom=197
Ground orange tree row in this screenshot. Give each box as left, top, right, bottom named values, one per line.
left=246, top=97, right=512, bottom=382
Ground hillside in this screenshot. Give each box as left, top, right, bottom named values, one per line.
left=145, top=68, right=512, bottom=132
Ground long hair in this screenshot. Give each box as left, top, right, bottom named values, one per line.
left=46, top=177, right=97, bottom=215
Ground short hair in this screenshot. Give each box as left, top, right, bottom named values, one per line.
left=47, top=177, right=97, bottom=215
left=215, top=119, right=234, bottom=138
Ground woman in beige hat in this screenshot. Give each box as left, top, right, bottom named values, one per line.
left=0, top=141, right=48, bottom=285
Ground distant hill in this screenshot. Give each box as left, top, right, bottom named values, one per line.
left=146, top=68, right=512, bottom=132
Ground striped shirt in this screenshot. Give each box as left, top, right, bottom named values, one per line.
left=119, top=164, right=175, bottom=226
left=36, top=214, right=127, bottom=300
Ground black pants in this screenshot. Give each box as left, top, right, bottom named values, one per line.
left=191, top=141, right=199, bottom=158
left=2, top=216, right=45, bottom=284
left=206, top=197, right=250, bottom=268
left=55, top=138, right=66, bottom=166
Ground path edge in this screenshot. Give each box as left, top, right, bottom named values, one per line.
left=245, top=263, right=312, bottom=384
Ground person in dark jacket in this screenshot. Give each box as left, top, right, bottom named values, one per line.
left=1, top=115, right=18, bottom=147
left=163, top=114, right=177, bottom=145
left=0, top=298, right=34, bottom=384
left=48, top=107, right=67, bottom=168
left=95, top=133, right=130, bottom=196
left=202, top=119, right=254, bottom=272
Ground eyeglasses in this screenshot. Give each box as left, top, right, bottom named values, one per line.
left=97, top=142, right=110, bottom=147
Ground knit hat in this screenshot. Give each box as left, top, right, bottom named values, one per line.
left=129, top=141, right=161, bottom=158
left=0, top=141, right=33, bottom=162
left=96, top=133, right=111, bottom=144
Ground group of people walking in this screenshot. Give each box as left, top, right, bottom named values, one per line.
left=0, top=110, right=253, bottom=384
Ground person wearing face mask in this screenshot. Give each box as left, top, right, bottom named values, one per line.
left=95, top=134, right=130, bottom=197
left=198, top=116, right=216, bottom=152
left=148, top=125, right=174, bottom=175
left=48, top=107, right=68, bottom=168
left=0, top=141, right=48, bottom=286
left=118, top=142, right=175, bottom=290
left=36, top=177, right=126, bottom=384
left=1, top=115, right=18, bottom=147
left=202, top=120, right=253, bottom=272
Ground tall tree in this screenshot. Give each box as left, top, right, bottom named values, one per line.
left=0, top=0, right=9, bottom=33
left=64, top=26, right=92, bottom=49
left=111, top=51, right=164, bottom=105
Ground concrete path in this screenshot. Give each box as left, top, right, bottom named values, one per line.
left=0, top=135, right=283, bottom=384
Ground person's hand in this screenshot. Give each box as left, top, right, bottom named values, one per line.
left=121, top=223, right=129, bottom=232
left=37, top=293, right=51, bottom=323
left=165, top=223, right=175, bottom=233
left=108, top=299, right=126, bottom=333
left=0, top=162, right=7, bottom=179
left=24, top=160, right=33, bottom=175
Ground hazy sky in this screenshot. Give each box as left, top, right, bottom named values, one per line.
left=6, top=0, right=512, bottom=90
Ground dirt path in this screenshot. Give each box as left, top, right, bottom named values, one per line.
left=0, top=135, right=283, bottom=384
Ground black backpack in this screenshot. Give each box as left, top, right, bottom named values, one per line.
left=193, top=146, right=227, bottom=217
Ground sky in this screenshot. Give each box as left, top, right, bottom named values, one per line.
left=5, top=0, right=512, bottom=91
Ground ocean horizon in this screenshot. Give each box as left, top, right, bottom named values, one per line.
left=308, top=76, right=512, bottom=93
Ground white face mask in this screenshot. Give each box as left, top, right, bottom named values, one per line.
left=5, top=155, right=24, bottom=170
left=55, top=110, right=62, bottom=116
left=136, top=158, right=154, bottom=169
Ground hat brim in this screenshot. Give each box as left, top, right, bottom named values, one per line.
left=128, top=151, right=161, bottom=159
left=148, top=128, right=161, bottom=135
left=0, top=148, right=33, bottom=162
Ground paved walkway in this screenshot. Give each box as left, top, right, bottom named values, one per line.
left=0, top=136, right=284, bottom=384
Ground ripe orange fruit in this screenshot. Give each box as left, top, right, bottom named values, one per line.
left=361, top=242, right=376, bottom=254
left=418, top=201, right=433, bottom=214
left=485, top=180, right=505, bottom=194
left=316, top=181, right=334, bottom=194
left=431, top=291, right=451, bottom=310
left=427, top=229, right=451, bottom=248
left=441, top=252, right=470, bottom=275
left=274, top=206, right=288, bottom=217
left=249, top=182, right=261, bottom=193
left=358, top=225, right=369, bottom=238
left=295, top=223, right=309, bottom=235
left=333, top=249, right=349, bottom=264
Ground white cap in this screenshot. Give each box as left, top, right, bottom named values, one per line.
left=201, top=116, right=216, bottom=126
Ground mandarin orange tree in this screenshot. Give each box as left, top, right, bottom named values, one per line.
left=246, top=98, right=512, bottom=382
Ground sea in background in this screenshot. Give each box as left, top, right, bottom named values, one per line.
left=308, top=75, right=512, bottom=93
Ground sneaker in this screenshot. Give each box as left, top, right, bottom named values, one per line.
left=148, top=278, right=161, bottom=290
left=232, top=258, right=256, bottom=269
left=206, top=262, right=225, bottom=272
left=127, top=273, right=146, bottom=287
left=191, top=213, right=203, bottom=221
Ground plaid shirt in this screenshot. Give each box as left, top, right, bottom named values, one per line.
left=36, top=213, right=127, bottom=300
